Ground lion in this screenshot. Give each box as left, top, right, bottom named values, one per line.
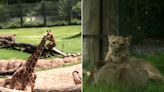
left=94, top=35, right=164, bottom=86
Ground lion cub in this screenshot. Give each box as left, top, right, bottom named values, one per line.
left=104, top=35, right=131, bottom=63
left=94, top=35, right=164, bottom=86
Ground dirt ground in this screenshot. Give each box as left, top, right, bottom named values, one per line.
left=35, top=64, right=82, bottom=92
left=0, top=64, right=82, bottom=92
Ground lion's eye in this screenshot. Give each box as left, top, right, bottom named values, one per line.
left=112, top=42, right=115, bottom=44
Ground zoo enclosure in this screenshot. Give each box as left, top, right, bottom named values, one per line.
left=0, top=0, right=81, bottom=28
left=83, top=0, right=164, bottom=65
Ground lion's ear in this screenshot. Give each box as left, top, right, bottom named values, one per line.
left=108, top=34, right=116, bottom=40
left=108, top=34, right=117, bottom=43
left=125, top=36, right=132, bottom=45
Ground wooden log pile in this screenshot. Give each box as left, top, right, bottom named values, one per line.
left=0, top=34, right=68, bottom=58
left=0, top=34, right=15, bottom=47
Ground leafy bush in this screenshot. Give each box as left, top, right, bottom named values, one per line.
left=0, top=0, right=81, bottom=28
left=0, top=18, right=20, bottom=28
left=124, top=0, right=164, bottom=43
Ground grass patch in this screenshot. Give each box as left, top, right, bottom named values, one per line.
left=132, top=53, right=164, bottom=74
left=83, top=81, right=164, bottom=92
left=83, top=53, right=164, bottom=92
left=0, top=25, right=81, bottom=59
left=0, top=48, right=30, bottom=59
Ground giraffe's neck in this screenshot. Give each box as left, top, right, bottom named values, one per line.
left=25, top=36, right=46, bottom=72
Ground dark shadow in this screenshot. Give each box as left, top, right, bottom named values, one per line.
left=63, top=33, right=81, bottom=39
left=35, top=87, right=81, bottom=92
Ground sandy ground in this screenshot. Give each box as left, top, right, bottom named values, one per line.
left=0, top=64, right=82, bottom=92
left=35, top=64, right=82, bottom=92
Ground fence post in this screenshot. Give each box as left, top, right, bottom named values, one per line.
left=42, top=3, right=47, bottom=27
left=99, top=0, right=104, bottom=60
left=119, top=0, right=126, bottom=35
left=83, top=0, right=100, bottom=64
left=19, top=4, right=23, bottom=27
left=67, top=0, right=71, bottom=24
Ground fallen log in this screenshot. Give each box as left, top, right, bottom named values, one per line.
left=0, top=63, right=21, bottom=75
left=0, top=41, right=66, bottom=58
left=0, top=34, right=68, bottom=58
left=0, top=69, right=17, bottom=75
left=0, top=39, right=12, bottom=47
left=10, top=43, right=67, bottom=58
left=53, top=47, right=67, bottom=56
left=0, top=40, right=79, bottom=58
left=0, top=34, right=16, bottom=43
left=11, top=43, right=37, bottom=53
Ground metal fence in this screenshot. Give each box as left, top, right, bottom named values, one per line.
left=0, top=0, right=81, bottom=28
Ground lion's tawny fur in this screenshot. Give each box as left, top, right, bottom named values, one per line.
left=94, top=35, right=164, bottom=86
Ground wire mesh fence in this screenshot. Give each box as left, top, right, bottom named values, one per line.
left=0, top=0, right=81, bottom=28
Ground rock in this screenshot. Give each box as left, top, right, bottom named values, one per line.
left=63, top=57, right=74, bottom=63
left=51, top=58, right=64, bottom=67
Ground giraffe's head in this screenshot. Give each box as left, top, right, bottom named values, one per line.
left=44, top=30, right=56, bottom=48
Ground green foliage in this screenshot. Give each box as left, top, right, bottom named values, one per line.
left=0, top=48, right=30, bottom=59
left=72, top=1, right=81, bottom=15
left=0, top=0, right=81, bottom=28
left=8, top=0, right=42, bottom=4
left=0, top=0, right=5, bottom=5
left=58, top=0, right=68, bottom=16
left=84, top=81, right=164, bottom=92
left=124, top=0, right=164, bottom=43
left=0, top=18, right=21, bottom=28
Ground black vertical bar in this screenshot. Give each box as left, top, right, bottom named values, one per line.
left=119, top=0, right=126, bottom=35
left=42, top=3, right=47, bottom=27
left=99, top=0, right=103, bottom=60
left=67, top=0, right=71, bottom=24
left=19, top=4, right=23, bottom=27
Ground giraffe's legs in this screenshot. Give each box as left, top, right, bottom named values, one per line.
left=25, top=73, right=37, bottom=92
left=3, top=78, right=11, bottom=88
left=31, top=73, right=37, bottom=92
left=10, top=79, right=15, bottom=89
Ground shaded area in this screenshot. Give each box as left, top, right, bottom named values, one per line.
left=35, top=86, right=81, bottom=92
left=63, top=32, right=81, bottom=39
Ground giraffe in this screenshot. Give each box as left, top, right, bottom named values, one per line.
left=9, top=30, right=56, bottom=92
